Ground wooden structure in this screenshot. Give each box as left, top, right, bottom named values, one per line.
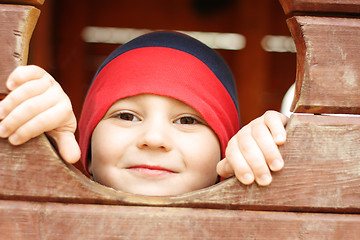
left=0, top=0, right=359, bottom=239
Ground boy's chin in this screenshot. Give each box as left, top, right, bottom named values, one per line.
left=108, top=180, right=204, bottom=197
left=113, top=182, right=190, bottom=197
left=93, top=170, right=217, bottom=196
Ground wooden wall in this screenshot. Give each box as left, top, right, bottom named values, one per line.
left=1, top=0, right=359, bottom=239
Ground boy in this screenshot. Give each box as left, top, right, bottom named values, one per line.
left=0, top=32, right=287, bottom=196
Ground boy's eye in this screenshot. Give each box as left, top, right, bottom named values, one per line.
left=175, top=116, right=201, bottom=125
left=115, top=112, right=140, bottom=121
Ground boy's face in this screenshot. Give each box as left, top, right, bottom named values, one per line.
left=89, top=94, right=221, bottom=196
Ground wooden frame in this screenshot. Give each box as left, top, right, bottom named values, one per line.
left=0, top=0, right=359, bottom=238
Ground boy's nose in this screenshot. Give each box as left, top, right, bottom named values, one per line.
left=136, top=120, right=171, bottom=151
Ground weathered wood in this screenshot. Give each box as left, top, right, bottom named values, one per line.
left=0, top=0, right=359, bottom=238
left=1, top=199, right=360, bottom=240
left=286, top=16, right=360, bottom=114
left=280, top=0, right=360, bottom=15
left=0, top=114, right=359, bottom=213
left=0, top=0, right=44, bottom=5
left=0, top=4, right=40, bottom=97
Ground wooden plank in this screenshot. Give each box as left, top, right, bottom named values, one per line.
left=0, top=0, right=44, bottom=5
left=186, top=114, right=360, bottom=212
left=0, top=199, right=359, bottom=240
left=287, top=16, right=360, bottom=114
left=279, top=0, right=360, bottom=15
left=0, top=135, right=125, bottom=204
left=0, top=115, right=359, bottom=212
left=0, top=4, right=40, bottom=97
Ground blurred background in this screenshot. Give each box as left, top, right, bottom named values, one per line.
left=29, top=0, right=296, bottom=127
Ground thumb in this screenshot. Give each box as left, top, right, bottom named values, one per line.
left=48, top=131, right=81, bottom=164
left=216, top=158, right=235, bottom=179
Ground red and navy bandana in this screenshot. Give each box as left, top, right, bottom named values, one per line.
left=79, top=31, right=240, bottom=171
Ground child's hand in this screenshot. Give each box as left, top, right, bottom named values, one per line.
left=217, top=111, right=288, bottom=186
left=0, top=65, right=80, bottom=164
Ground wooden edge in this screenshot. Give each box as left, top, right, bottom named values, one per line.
left=279, top=0, right=360, bottom=15
left=0, top=0, right=44, bottom=6
left=286, top=15, right=360, bottom=114
left=1, top=199, right=360, bottom=239
left=286, top=16, right=304, bottom=113
left=0, top=4, right=40, bottom=95
left=18, top=5, right=40, bottom=68
left=1, top=114, right=360, bottom=213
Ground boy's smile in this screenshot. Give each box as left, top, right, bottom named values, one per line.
left=127, top=164, right=177, bottom=176
left=89, top=94, right=221, bottom=196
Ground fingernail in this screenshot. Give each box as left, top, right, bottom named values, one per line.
left=270, top=159, right=284, bottom=171
left=241, top=173, right=254, bottom=184
left=258, top=174, right=272, bottom=186
left=9, top=134, right=20, bottom=145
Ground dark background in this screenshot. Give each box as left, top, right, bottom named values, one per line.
left=29, top=0, right=296, bottom=127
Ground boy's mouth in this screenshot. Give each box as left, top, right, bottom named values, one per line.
left=127, top=165, right=176, bottom=176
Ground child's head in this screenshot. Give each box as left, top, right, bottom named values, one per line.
left=79, top=31, right=240, bottom=196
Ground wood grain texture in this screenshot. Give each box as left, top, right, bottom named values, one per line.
left=0, top=0, right=359, bottom=238
left=0, top=115, right=359, bottom=213
left=279, top=0, right=360, bottom=15
left=1, top=199, right=359, bottom=240
left=0, top=4, right=40, bottom=95
left=287, top=16, right=360, bottom=114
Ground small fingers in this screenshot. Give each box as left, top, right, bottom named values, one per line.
left=251, top=121, right=284, bottom=172
left=1, top=66, right=79, bottom=164
left=236, top=128, right=273, bottom=186
left=217, top=158, right=234, bottom=179
left=7, top=65, right=49, bottom=90
left=0, top=75, right=54, bottom=120
left=221, top=111, right=288, bottom=187
left=7, top=101, right=75, bottom=145
left=47, top=131, right=81, bottom=164
left=221, top=137, right=255, bottom=185
left=0, top=85, right=68, bottom=140
left=263, top=110, right=288, bottom=145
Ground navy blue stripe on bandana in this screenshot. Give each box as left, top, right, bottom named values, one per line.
left=94, top=31, right=239, bottom=115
